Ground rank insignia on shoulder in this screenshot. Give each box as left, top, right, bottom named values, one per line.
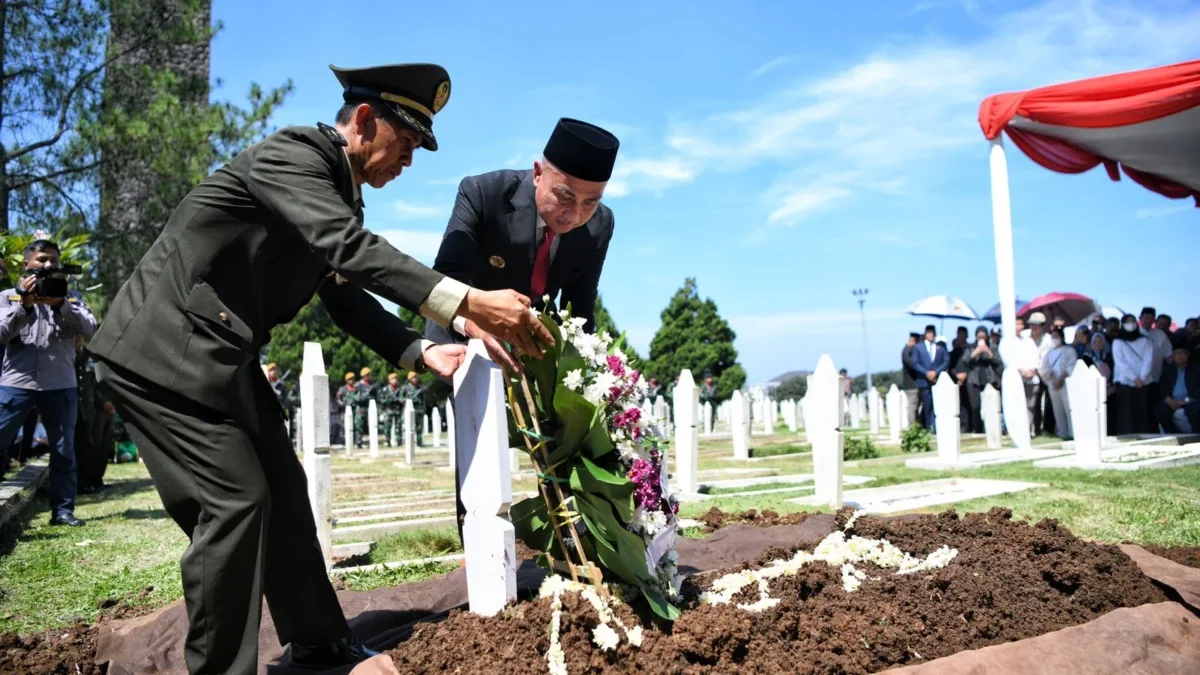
left=489, top=255, right=506, bottom=269
left=317, top=121, right=347, bottom=147
left=7, top=295, right=19, bottom=302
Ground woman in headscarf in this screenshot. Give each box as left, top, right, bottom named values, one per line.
left=1111, top=314, right=1155, bottom=434
left=1041, top=326, right=1077, bottom=439
left=958, top=325, right=1001, bottom=433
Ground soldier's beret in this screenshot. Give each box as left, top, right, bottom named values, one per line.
left=360, top=367, right=371, bottom=376
left=344, top=372, right=355, bottom=381
left=266, top=362, right=277, bottom=370
left=330, top=63, right=451, bottom=152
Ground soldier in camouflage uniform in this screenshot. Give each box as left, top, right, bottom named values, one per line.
left=334, top=372, right=355, bottom=444
left=399, top=371, right=425, bottom=446
left=376, top=373, right=403, bottom=446
left=353, top=367, right=376, bottom=448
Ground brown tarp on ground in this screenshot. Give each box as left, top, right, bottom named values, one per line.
left=95, top=520, right=1200, bottom=675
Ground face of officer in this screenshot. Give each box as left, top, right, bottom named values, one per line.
left=532, top=159, right=606, bottom=235
left=24, top=245, right=59, bottom=271
left=344, top=103, right=423, bottom=189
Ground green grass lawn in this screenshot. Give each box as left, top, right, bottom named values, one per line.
left=3, top=431, right=1200, bottom=636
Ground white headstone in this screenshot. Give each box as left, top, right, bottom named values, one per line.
left=982, top=384, right=1002, bottom=449
left=368, top=399, right=379, bottom=458
left=760, top=397, right=773, bottom=435
left=932, top=373, right=961, bottom=463
left=807, top=356, right=843, bottom=507
left=654, top=395, right=668, bottom=424
left=860, top=396, right=869, bottom=427
left=898, top=393, right=911, bottom=430
left=343, top=406, right=353, bottom=455
left=886, top=385, right=902, bottom=445
left=453, top=340, right=516, bottom=616
left=731, top=390, right=749, bottom=459
left=785, top=399, right=797, bottom=432
left=868, top=389, right=881, bottom=436
left=799, top=396, right=809, bottom=431
left=300, top=343, right=332, bottom=567
left=850, top=394, right=861, bottom=428
left=446, top=400, right=457, bottom=470
left=404, top=399, right=416, bottom=465
left=703, top=401, right=714, bottom=436
left=998, top=339, right=1032, bottom=450
left=1066, top=361, right=1104, bottom=465
left=432, top=406, right=443, bottom=447
left=673, top=370, right=699, bottom=494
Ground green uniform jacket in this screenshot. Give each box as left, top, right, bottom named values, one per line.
left=89, top=125, right=464, bottom=426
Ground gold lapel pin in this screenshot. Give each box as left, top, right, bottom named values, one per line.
left=489, top=255, right=506, bottom=269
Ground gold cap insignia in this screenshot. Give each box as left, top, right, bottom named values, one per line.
left=488, top=255, right=505, bottom=269
left=433, top=81, right=451, bottom=114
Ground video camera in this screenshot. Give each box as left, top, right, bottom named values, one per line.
left=26, top=264, right=83, bottom=299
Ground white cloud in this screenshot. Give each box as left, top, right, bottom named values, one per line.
left=605, top=156, right=697, bottom=196
left=392, top=200, right=446, bottom=220
left=751, top=56, right=792, bottom=78
left=372, top=229, right=444, bottom=266
left=634, top=0, right=1200, bottom=241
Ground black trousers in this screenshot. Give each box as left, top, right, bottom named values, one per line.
left=95, top=360, right=347, bottom=675
left=1112, top=384, right=1152, bottom=435
left=75, top=411, right=114, bottom=490
left=965, top=384, right=985, bottom=433
left=918, top=387, right=935, bottom=429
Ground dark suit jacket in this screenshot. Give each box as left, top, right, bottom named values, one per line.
left=901, top=344, right=919, bottom=389
left=1160, top=362, right=1200, bottom=402
left=910, top=340, right=950, bottom=389
left=432, top=169, right=613, bottom=332
left=89, top=125, right=447, bottom=425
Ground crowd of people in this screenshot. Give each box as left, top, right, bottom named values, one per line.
left=899, top=307, right=1200, bottom=438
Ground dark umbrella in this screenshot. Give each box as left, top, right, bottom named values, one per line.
left=981, top=299, right=1028, bottom=324
left=1017, top=292, right=1100, bottom=325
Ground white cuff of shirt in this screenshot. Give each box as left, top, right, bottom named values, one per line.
left=452, top=316, right=468, bottom=337
left=419, top=277, right=470, bottom=328
left=397, top=339, right=435, bottom=372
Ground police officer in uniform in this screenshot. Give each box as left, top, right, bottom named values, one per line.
left=399, top=371, right=426, bottom=446
left=89, top=62, right=553, bottom=675
left=425, top=117, right=618, bottom=371
left=379, top=372, right=403, bottom=446
left=353, top=366, right=376, bottom=448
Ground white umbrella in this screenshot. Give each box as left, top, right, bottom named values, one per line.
left=907, top=294, right=979, bottom=334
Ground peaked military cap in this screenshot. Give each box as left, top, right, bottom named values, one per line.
left=330, top=63, right=451, bottom=151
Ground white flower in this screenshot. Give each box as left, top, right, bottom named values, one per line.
left=626, top=625, right=644, bottom=648
left=592, top=622, right=620, bottom=651
left=563, top=369, right=584, bottom=391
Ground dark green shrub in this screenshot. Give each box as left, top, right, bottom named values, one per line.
left=844, top=435, right=879, bottom=460
left=901, top=424, right=933, bottom=454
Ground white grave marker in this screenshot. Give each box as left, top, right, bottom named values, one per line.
left=807, top=356, right=843, bottom=507
left=673, top=370, right=699, bottom=494
left=343, top=406, right=353, bottom=455
left=703, top=401, right=713, bottom=436
left=446, top=400, right=457, bottom=471
left=998, top=339, right=1033, bottom=450
left=850, top=394, right=862, bottom=429
left=433, top=406, right=442, bottom=447
left=404, top=399, right=416, bottom=465
left=453, top=340, right=516, bottom=616
left=887, top=385, right=902, bottom=445
left=299, top=342, right=332, bottom=567
left=1066, top=362, right=1103, bottom=466
left=932, top=373, right=961, bottom=464
left=868, top=389, right=881, bottom=436
left=760, top=397, right=773, bottom=435
left=982, top=384, right=1002, bottom=449
left=731, top=390, right=749, bottom=459
left=368, top=399, right=379, bottom=458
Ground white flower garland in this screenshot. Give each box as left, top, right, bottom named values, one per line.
left=538, top=576, right=644, bottom=674
left=700, top=512, right=958, bottom=610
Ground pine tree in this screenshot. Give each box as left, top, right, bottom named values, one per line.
left=645, top=278, right=746, bottom=402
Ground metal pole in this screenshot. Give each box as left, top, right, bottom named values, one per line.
left=853, top=289, right=872, bottom=393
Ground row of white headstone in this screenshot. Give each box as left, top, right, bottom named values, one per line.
left=332, top=398, right=457, bottom=465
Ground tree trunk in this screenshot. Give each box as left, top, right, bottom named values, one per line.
left=98, top=0, right=211, bottom=301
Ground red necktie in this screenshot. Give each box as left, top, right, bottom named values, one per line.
left=530, top=228, right=555, bottom=299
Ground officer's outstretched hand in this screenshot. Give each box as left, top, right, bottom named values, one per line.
left=422, top=344, right=468, bottom=379
left=460, top=289, right=555, bottom=359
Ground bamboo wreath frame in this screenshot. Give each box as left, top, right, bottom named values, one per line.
left=507, top=370, right=608, bottom=596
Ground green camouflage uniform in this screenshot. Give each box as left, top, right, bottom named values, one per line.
left=400, top=380, right=425, bottom=446
left=353, top=379, right=376, bottom=448
left=334, top=381, right=354, bottom=443
left=378, top=384, right=404, bottom=446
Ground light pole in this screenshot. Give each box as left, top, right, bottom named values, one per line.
left=853, top=288, right=872, bottom=393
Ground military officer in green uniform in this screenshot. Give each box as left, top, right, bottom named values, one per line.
left=334, top=372, right=354, bottom=442
left=89, top=62, right=553, bottom=675
left=379, top=372, right=404, bottom=446
left=353, top=366, right=376, bottom=448
left=400, top=370, right=426, bottom=446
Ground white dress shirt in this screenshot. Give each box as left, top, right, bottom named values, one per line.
left=1112, top=337, right=1153, bottom=387
left=1141, top=327, right=1172, bottom=383
left=1041, top=345, right=1078, bottom=387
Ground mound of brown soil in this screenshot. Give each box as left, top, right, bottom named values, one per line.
left=386, top=507, right=1167, bottom=674
left=0, top=621, right=101, bottom=675
left=696, top=506, right=813, bottom=533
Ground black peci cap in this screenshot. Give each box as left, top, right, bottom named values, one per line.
left=543, top=118, right=619, bottom=182
left=330, top=63, right=451, bottom=151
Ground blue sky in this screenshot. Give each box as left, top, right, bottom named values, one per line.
left=210, top=0, right=1199, bottom=383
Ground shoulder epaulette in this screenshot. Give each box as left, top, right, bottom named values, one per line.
left=317, top=122, right=347, bottom=147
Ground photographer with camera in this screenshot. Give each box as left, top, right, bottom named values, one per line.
left=0, top=239, right=96, bottom=527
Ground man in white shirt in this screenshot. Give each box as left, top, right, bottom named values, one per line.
left=1140, top=307, right=1174, bottom=424
left=1016, top=313, right=1052, bottom=435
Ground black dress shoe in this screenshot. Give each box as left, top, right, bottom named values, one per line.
left=50, top=513, right=85, bottom=527
left=289, top=634, right=379, bottom=670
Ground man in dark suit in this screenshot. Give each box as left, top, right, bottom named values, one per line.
left=910, top=324, right=950, bottom=429
left=427, top=117, right=618, bottom=372
left=1155, top=340, right=1200, bottom=433
left=901, top=332, right=921, bottom=428
left=89, top=63, right=552, bottom=675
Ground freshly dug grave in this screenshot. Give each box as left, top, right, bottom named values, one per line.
left=695, top=506, right=813, bottom=533
left=387, top=508, right=1167, bottom=675
left=1141, top=545, right=1200, bottom=570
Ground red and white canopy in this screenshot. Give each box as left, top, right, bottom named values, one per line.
left=979, top=58, right=1200, bottom=204
left=976, top=59, right=1200, bottom=451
